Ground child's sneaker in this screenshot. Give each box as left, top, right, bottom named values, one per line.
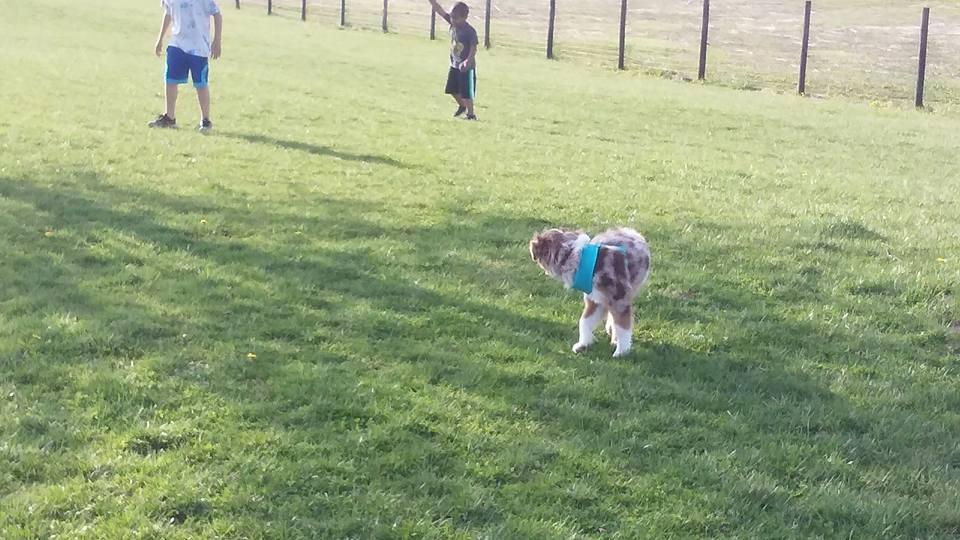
left=453, top=105, right=466, bottom=117
left=465, top=114, right=478, bottom=121
left=198, top=119, right=213, bottom=133
left=148, top=114, right=177, bottom=128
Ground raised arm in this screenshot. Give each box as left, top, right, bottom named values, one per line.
left=428, top=0, right=451, bottom=24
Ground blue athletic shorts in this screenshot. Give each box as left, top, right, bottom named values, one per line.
left=166, top=46, right=209, bottom=88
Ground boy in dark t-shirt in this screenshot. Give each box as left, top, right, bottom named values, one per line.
left=428, top=0, right=479, bottom=120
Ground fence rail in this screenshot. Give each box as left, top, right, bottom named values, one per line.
left=238, top=0, right=960, bottom=108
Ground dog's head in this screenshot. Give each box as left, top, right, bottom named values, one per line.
left=529, top=228, right=585, bottom=278
left=529, top=228, right=562, bottom=265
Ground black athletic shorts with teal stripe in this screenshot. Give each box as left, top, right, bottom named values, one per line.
left=445, top=67, right=477, bottom=100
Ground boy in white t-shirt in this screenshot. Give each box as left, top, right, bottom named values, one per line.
left=149, top=0, right=223, bottom=132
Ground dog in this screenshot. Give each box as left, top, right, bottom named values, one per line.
left=529, top=227, right=651, bottom=357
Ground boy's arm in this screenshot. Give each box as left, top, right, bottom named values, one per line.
left=211, top=12, right=223, bottom=59
left=428, top=0, right=451, bottom=23
left=459, top=33, right=478, bottom=70
left=466, top=44, right=477, bottom=66
left=458, top=44, right=476, bottom=71
left=155, top=13, right=171, bottom=56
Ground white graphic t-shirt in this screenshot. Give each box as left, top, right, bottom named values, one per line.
left=163, top=0, right=221, bottom=58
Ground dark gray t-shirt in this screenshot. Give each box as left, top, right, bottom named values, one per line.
left=450, top=23, right=479, bottom=68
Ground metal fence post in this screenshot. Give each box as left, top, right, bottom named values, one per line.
left=798, top=0, right=812, bottom=95
left=430, top=8, right=436, bottom=39
left=546, top=0, right=556, bottom=59
left=484, top=0, right=492, bottom=49
left=267, top=0, right=272, bottom=15
left=340, top=0, right=347, bottom=26
left=301, top=0, right=307, bottom=21
left=382, top=0, right=389, bottom=32
left=915, top=7, right=930, bottom=108
left=618, top=0, right=628, bottom=70
left=698, top=0, right=710, bottom=80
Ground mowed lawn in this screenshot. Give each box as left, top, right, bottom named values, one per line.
left=2, top=0, right=960, bottom=537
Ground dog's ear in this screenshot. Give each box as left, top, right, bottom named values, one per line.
left=529, top=233, right=544, bottom=261
left=529, top=230, right=554, bottom=262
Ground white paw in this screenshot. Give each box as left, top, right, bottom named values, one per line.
left=612, top=346, right=632, bottom=358
left=572, top=341, right=592, bottom=353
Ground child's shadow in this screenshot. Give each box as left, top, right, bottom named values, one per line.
left=219, top=131, right=416, bottom=169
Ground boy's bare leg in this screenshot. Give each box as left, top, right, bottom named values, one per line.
left=197, top=87, right=211, bottom=121
left=165, top=84, right=179, bottom=120
left=450, top=94, right=467, bottom=116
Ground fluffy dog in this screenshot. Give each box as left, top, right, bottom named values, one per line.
left=529, top=227, right=651, bottom=357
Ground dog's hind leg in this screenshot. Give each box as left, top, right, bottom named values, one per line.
left=573, top=297, right=605, bottom=353
left=606, top=312, right=617, bottom=345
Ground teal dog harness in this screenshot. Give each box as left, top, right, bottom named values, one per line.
left=572, top=244, right=626, bottom=294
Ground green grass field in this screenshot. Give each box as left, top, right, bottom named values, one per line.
left=3, top=0, right=960, bottom=537
left=260, top=0, right=960, bottom=109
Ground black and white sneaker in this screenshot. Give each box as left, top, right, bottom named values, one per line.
left=198, top=118, right=213, bottom=133
left=465, top=114, right=478, bottom=121
left=148, top=113, right=177, bottom=128
left=453, top=105, right=466, bottom=117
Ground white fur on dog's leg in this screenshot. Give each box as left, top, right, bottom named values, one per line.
left=612, top=325, right=633, bottom=357
left=606, top=313, right=616, bottom=345
left=573, top=306, right=605, bottom=353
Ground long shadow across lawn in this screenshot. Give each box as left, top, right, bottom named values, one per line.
left=218, top=131, right=419, bottom=169
left=1, top=173, right=956, bottom=537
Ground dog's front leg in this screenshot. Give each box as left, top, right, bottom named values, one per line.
left=611, top=304, right=633, bottom=357
left=573, top=297, right=605, bottom=353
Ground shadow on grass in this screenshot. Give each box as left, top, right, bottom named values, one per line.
left=0, top=172, right=956, bottom=537
left=218, top=131, right=418, bottom=169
